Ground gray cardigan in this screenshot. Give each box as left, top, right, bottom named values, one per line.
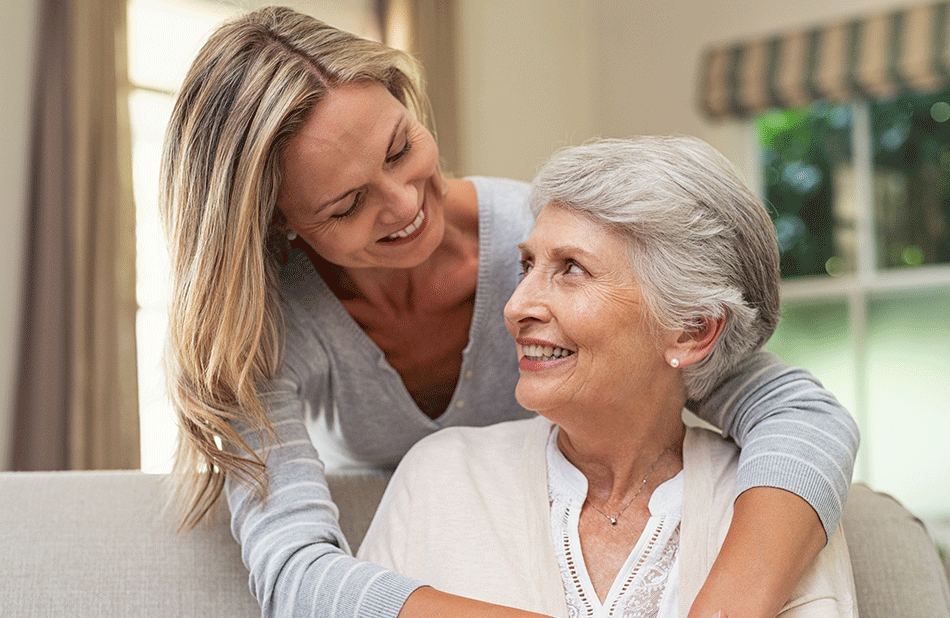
left=225, top=176, right=860, bottom=618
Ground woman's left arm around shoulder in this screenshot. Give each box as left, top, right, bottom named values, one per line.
left=685, top=349, right=860, bottom=618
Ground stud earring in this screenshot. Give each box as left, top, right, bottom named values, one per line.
left=669, top=358, right=680, bottom=368
left=287, top=230, right=297, bottom=241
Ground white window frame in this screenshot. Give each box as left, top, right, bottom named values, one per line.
left=749, top=102, right=950, bottom=488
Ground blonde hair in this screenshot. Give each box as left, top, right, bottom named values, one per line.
left=159, top=6, right=430, bottom=529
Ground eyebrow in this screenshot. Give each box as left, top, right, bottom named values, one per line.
left=312, top=115, right=406, bottom=213
left=517, top=242, right=598, bottom=262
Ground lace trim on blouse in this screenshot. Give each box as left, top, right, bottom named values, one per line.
left=546, top=428, right=683, bottom=618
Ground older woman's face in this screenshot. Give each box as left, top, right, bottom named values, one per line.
left=278, top=81, right=445, bottom=270
left=504, top=205, right=669, bottom=421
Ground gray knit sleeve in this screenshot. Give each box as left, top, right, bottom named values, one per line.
left=688, top=349, right=860, bottom=540
left=224, top=360, right=423, bottom=618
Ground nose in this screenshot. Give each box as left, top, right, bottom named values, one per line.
left=504, top=266, right=552, bottom=335
left=375, top=172, right=419, bottom=225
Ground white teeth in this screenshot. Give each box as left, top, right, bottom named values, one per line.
left=385, top=208, right=424, bottom=240
left=522, top=344, right=574, bottom=360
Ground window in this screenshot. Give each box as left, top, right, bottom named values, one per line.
left=758, top=89, right=950, bottom=520
left=127, top=0, right=382, bottom=473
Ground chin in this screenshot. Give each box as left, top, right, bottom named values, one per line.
left=515, top=383, right=556, bottom=416
left=408, top=212, right=446, bottom=265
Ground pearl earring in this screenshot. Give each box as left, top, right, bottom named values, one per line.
left=287, top=230, right=297, bottom=241
left=669, top=358, right=680, bottom=368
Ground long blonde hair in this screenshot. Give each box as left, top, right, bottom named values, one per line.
left=159, top=6, right=430, bottom=529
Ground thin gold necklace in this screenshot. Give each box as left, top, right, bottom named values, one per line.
left=584, top=448, right=671, bottom=526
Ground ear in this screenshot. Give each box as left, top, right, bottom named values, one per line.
left=665, top=312, right=726, bottom=368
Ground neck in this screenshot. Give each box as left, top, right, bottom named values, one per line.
left=555, top=397, right=686, bottom=503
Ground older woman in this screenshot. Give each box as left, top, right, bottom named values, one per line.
left=358, top=137, right=857, bottom=618
left=161, top=7, right=857, bottom=618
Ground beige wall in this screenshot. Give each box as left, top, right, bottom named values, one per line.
left=455, top=0, right=925, bottom=180
left=2, top=0, right=940, bottom=491
left=596, top=0, right=925, bottom=167
left=456, top=0, right=599, bottom=181
left=0, top=0, right=40, bottom=469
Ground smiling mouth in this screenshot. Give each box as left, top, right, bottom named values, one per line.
left=379, top=207, right=425, bottom=242
left=521, top=344, right=575, bottom=361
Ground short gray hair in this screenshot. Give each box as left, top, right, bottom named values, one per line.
left=529, top=136, right=780, bottom=400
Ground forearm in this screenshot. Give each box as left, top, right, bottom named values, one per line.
left=227, top=389, right=422, bottom=618
left=686, top=487, right=827, bottom=618
left=399, top=587, right=554, bottom=618
left=686, top=351, right=858, bottom=617
left=689, top=350, right=859, bottom=538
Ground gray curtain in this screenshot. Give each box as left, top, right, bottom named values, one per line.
left=14, top=0, right=139, bottom=471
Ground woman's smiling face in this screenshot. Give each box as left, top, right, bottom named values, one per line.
left=278, top=81, right=445, bottom=270
left=504, top=204, right=671, bottom=422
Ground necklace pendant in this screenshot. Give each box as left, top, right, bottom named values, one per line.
left=609, top=517, right=618, bottom=525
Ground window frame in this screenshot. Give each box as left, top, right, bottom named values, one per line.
left=751, top=99, right=950, bottom=486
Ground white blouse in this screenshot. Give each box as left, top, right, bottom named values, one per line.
left=546, top=428, right=684, bottom=618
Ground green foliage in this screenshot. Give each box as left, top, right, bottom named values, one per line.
left=756, top=102, right=852, bottom=278
left=870, top=89, right=950, bottom=268
left=757, top=88, right=950, bottom=278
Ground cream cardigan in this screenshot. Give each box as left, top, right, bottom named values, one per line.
left=358, top=416, right=858, bottom=618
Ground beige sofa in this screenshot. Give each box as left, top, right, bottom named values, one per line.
left=1, top=471, right=948, bottom=618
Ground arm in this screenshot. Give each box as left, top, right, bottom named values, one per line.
left=400, top=589, right=552, bottom=618
left=685, top=350, right=860, bottom=618
left=226, top=381, right=422, bottom=618
left=228, top=370, right=556, bottom=618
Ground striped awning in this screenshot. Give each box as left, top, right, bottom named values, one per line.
left=700, top=1, right=950, bottom=119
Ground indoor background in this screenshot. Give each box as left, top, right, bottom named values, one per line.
left=1, top=0, right=947, bottom=545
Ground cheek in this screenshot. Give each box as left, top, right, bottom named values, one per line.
left=573, top=294, right=650, bottom=357
left=304, top=220, right=372, bottom=260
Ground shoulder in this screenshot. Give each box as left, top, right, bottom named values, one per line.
left=466, top=175, right=531, bottom=201
left=467, top=176, right=533, bottom=225
left=271, top=249, right=338, bottom=371
left=394, top=417, right=551, bottom=487
left=685, top=425, right=739, bottom=463
left=406, top=417, right=548, bottom=463
left=683, top=425, right=741, bottom=518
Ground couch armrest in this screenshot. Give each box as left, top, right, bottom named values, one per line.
left=843, top=483, right=950, bottom=618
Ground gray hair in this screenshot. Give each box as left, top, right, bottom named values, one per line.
left=529, top=136, right=780, bottom=400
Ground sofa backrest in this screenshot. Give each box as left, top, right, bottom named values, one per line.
left=1, top=471, right=947, bottom=618
left=0, top=471, right=259, bottom=616
left=843, top=483, right=950, bottom=618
